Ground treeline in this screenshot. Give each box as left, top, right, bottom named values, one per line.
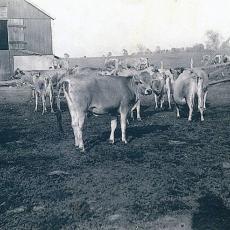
left=103, top=30, right=230, bottom=57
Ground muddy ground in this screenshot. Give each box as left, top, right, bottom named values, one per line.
left=0, top=83, right=230, bottom=230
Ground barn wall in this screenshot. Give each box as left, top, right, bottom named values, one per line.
left=14, top=55, right=54, bottom=70
left=6, top=0, right=51, bottom=19
left=24, top=19, right=53, bottom=54
left=0, top=50, right=10, bottom=80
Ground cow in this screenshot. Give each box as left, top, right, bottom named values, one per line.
left=156, top=69, right=174, bottom=110
left=32, top=73, right=54, bottom=114
left=173, top=68, right=209, bottom=121
left=56, top=70, right=155, bottom=152
left=130, top=70, right=166, bottom=120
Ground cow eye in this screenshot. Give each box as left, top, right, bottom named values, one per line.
left=139, top=81, right=143, bottom=84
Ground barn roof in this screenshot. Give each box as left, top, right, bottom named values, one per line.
left=24, top=0, right=54, bottom=20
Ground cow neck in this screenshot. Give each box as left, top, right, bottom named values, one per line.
left=128, top=77, right=139, bottom=100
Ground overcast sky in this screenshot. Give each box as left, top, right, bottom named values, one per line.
left=31, top=0, right=230, bottom=57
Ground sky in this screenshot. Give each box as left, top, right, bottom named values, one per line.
left=31, top=0, right=230, bottom=57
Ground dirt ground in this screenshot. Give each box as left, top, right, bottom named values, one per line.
left=0, top=82, right=230, bottom=230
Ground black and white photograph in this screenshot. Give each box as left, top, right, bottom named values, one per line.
left=0, top=0, right=230, bottom=229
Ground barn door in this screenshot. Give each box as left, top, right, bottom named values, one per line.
left=8, top=19, right=26, bottom=50
left=0, top=20, right=8, bottom=50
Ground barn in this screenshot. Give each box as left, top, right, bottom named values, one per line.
left=0, top=0, right=54, bottom=80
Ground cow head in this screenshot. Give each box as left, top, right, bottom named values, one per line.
left=151, top=72, right=166, bottom=96
left=135, top=71, right=154, bottom=95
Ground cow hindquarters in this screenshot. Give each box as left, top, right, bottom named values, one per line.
left=63, top=83, right=85, bottom=152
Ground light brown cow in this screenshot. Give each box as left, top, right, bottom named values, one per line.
left=33, top=73, right=54, bottom=114
left=173, top=68, right=209, bottom=121
left=57, top=71, right=155, bottom=152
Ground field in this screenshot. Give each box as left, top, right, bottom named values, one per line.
left=0, top=75, right=230, bottom=229
left=69, top=51, right=212, bottom=69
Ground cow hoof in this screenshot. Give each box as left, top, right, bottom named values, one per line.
left=122, top=140, right=128, bottom=144
left=137, top=118, right=142, bottom=122
left=79, top=147, right=85, bottom=153
left=109, top=140, right=114, bottom=144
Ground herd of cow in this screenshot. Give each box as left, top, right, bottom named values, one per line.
left=17, top=57, right=209, bottom=152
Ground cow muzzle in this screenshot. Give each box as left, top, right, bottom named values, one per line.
left=144, top=88, right=152, bottom=95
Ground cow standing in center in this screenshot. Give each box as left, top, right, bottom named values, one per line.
left=57, top=71, right=156, bottom=152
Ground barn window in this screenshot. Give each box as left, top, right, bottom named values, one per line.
left=0, top=20, right=9, bottom=50
left=0, top=6, right=7, bottom=19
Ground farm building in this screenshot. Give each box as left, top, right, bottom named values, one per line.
left=0, top=0, right=54, bottom=80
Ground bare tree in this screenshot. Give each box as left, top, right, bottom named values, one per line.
left=205, top=30, right=221, bottom=50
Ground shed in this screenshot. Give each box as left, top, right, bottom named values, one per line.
left=0, top=0, right=54, bottom=80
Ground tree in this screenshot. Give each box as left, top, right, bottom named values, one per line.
left=205, top=30, right=221, bottom=50
left=122, top=49, right=128, bottom=56
left=220, top=37, right=230, bottom=51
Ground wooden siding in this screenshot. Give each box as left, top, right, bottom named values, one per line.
left=0, top=50, right=10, bottom=80
left=6, top=0, right=51, bottom=19
left=8, top=19, right=26, bottom=50
left=24, top=19, right=52, bottom=54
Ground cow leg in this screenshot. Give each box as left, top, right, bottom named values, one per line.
left=109, top=116, right=117, bottom=144
left=154, top=94, right=158, bottom=109
left=34, top=92, right=38, bottom=112
left=32, top=88, right=35, bottom=99
left=176, top=107, right=180, bottom=118
left=49, top=91, right=54, bottom=113
left=198, top=91, right=205, bottom=122
left=42, top=94, right=47, bottom=115
left=57, top=88, right=62, bottom=111
left=167, top=89, right=172, bottom=110
left=76, top=112, right=86, bottom=152
left=160, top=95, right=164, bottom=109
left=203, top=90, right=208, bottom=110
left=120, top=111, right=128, bottom=144
left=136, top=100, right=141, bottom=121
left=64, top=93, right=79, bottom=147
left=130, top=104, right=136, bottom=120
left=187, top=99, right=194, bottom=121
